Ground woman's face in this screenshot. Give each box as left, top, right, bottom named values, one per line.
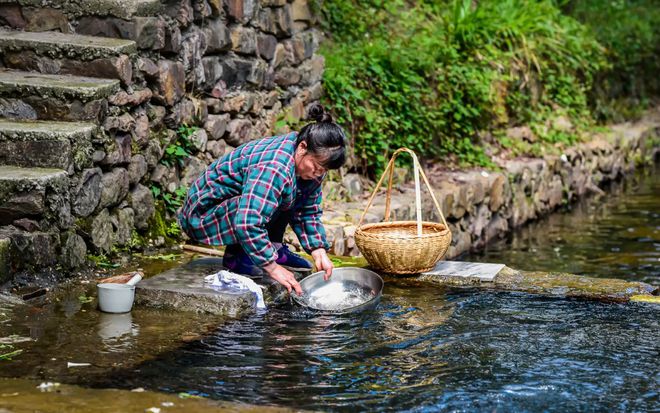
left=295, top=142, right=327, bottom=180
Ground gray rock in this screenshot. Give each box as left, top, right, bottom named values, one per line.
left=136, top=258, right=255, bottom=315
left=23, top=8, right=70, bottom=33
left=0, top=190, right=44, bottom=225
left=181, top=26, right=207, bottom=87
left=298, top=54, right=324, bottom=85
left=270, top=43, right=286, bottom=69
left=132, top=111, right=150, bottom=145
left=103, top=113, right=135, bottom=132
left=274, top=67, right=301, bottom=86
left=225, top=0, right=258, bottom=23
left=112, top=207, right=135, bottom=245
left=182, top=157, right=208, bottom=187
left=128, top=154, right=148, bottom=185
left=166, top=0, right=194, bottom=26
left=206, top=139, right=226, bottom=158
left=0, top=4, right=27, bottom=29
left=204, top=114, right=230, bottom=140
left=98, top=168, right=130, bottom=210
left=226, top=118, right=253, bottom=146
left=204, top=19, right=231, bottom=53
left=72, top=168, right=102, bottom=217
left=469, top=203, right=491, bottom=240
left=146, top=104, right=167, bottom=126
left=133, top=17, right=166, bottom=49
left=0, top=98, right=37, bottom=119
left=154, top=60, right=185, bottom=106
left=100, top=133, right=132, bottom=166
left=12, top=218, right=41, bottom=232
left=202, top=56, right=224, bottom=89
left=0, top=227, right=59, bottom=271
left=137, top=57, right=159, bottom=78
left=489, top=174, right=508, bottom=212
left=230, top=25, right=257, bottom=55
left=247, top=58, right=267, bottom=87
left=128, top=184, right=155, bottom=229
left=163, top=22, right=182, bottom=53
left=108, top=88, right=153, bottom=106
left=91, top=208, right=114, bottom=252
left=144, top=139, right=164, bottom=168
left=61, top=232, right=87, bottom=269
left=150, top=164, right=168, bottom=185
left=193, top=0, right=212, bottom=20
left=190, top=128, right=208, bottom=152
left=165, top=98, right=198, bottom=128
left=257, top=33, right=277, bottom=60
left=219, top=55, right=254, bottom=89
left=256, top=5, right=293, bottom=37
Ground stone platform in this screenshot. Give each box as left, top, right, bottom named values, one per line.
left=136, top=257, right=305, bottom=315
left=135, top=257, right=659, bottom=316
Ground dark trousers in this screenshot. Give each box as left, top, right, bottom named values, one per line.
left=226, top=209, right=292, bottom=255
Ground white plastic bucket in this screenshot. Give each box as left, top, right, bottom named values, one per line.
left=97, top=283, right=136, bottom=313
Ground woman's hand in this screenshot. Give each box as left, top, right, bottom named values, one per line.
left=311, top=248, right=334, bottom=281
left=263, top=262, right=303, bottom=295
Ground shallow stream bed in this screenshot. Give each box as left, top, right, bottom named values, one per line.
left=1, top=168, right=658, bottom=412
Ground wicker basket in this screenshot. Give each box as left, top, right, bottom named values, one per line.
left=355, top=148, right=452, bottom=274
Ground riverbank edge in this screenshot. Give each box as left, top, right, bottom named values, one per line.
left=303, top=108, right=660, bottom=261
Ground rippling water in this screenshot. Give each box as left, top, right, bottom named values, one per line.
left=97, top=169, right=660, bottom=412
left=0, top=169, right=660, bottom=412
left=471, top=166, right=660, bottom=285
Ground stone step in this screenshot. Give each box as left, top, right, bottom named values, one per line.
left=0, top=165, right=68, bottom=226
left=0, top=70, right=119, bottom=121
left=0, top=70, right=119, bottom=101
left=0, top=30, right=134, bottom=84
left=0, top=119, right=96, bottom=170
left=0, top=226, right=60, bottom=277
left=0, top=29, right=136, bottom=60
left=0, top=0, right=162, bottom=20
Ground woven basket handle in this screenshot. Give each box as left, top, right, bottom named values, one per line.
left=357, top=148, right=449, bottom=236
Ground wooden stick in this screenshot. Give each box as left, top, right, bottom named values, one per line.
left=182, top=244, right=224, bottom=256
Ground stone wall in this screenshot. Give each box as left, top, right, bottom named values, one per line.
left=0, top=0, right=324, bottom=276
left=302, top=113, right=660, bottom=260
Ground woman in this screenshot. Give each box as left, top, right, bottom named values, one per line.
left=178, top=104, right=347, bottom=295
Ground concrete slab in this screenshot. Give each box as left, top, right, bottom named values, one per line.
left=136, top=258, right=257, bottom=316
left=422, top=260, right=505, bottom=282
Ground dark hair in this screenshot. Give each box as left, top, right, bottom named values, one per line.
left=296, top=103, right=347, bottom=170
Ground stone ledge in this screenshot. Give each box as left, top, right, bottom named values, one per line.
left=6, top=0, right=162, bottom=19
left=0, top=119, right=96, bottom=169
left=0, top=29, right=137, bottom=60
left=136, top=258, right=256, bottom=316
left=0, top=70, right=120, bottom=101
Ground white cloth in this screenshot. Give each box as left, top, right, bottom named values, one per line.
left=204, top=270, right=266, bottom=310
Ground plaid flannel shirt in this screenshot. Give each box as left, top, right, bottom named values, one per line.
left=178, top=133, right=330, bottom=267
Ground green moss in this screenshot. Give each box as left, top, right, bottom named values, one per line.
left=141, top=202, right=184, bottom=247
left=0, top=238, right=11, bottom=282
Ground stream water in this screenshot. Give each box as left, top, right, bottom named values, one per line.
left=1, top=168, right=658, bottom=412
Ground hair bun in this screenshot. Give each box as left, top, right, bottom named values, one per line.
left=307, top=103, right=333, bottom=123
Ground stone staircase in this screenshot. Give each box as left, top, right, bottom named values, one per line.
left=0, top=10, right=141, bottom=279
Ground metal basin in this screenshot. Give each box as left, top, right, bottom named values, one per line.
left=292, top=267, right=384, bottom=314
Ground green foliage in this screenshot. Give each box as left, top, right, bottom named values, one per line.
left=151, top=124, right=197, bottom=216
left=320, top=0, right=616, bottom=172
left=0, top=344, right=22, bottom=361
left=567, top=0, right=660, bottom=121
left=78, top=294, right=94, bottom=304
left=87, top=253, right=120, bottom=269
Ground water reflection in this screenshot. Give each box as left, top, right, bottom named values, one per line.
left=469, top=168, right=660, bottom=285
